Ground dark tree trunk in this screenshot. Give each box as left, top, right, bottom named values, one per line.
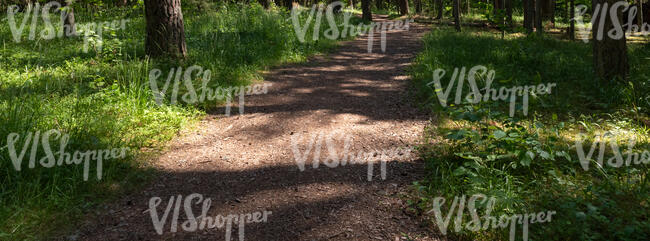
left=62, top=0, right=76, bottom=37
left=144, top=0, right=187, bottom=58
left=524, top=0, right=534, bottom=33
left=362, top=0, right=372, bottom=21
left=637, top=0, right=643, bottom=27
left=544, top=0, right=555, bottom=27
left=493, top=0, right=503, bottom=16
left=506, top=0, right=513, bottom=26
left=376, top=0, right=384, bottom=9
left=436, top=0, right=443, bottom=19
left=258, top=0, right=269, bottom=8
left=569, top=0, right=575, bottom=40
left=281, top=0, right=294, bottom=9
left=454, top=0, right=461, bottom=31
left=415, top=0, right=422, bottom=13
left=592, top=0, right=629, bottom=81
left=398, top=0, right=409, bottom=15
left=535, top=0, right=543, bottom=33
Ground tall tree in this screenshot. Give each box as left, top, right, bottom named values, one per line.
left=524, top=0, right=534, bottom=33
left=144, top=0, right=187, bottom=58
left=592, top=0, right=629, bottom=80
left=415, top=0, right=422, bottom=13
left=362, top=0, right=372, bottom=21
left=398, top=0, right=409, bottom=15
left=542, top=0, right=555, bottom=27
left=637, top=0, right=644, bottom=28
left=453, top=0, right=461, bottom=31
left=376, top=0, right=384, bottom=9
left=62, top=0, right=76, bottom=37
left=535, top=0, right=543, bottom=33
left=569, top=0, right=575, bottom=40
left=506, top=0, right=513, bottom=26
left=435, top=0, right=443, bottom=19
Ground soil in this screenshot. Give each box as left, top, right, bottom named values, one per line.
left=73, top=16, right=443, bottom=241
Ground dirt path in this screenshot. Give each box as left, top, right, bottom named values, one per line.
left=75, top=17, right=439, bottom=241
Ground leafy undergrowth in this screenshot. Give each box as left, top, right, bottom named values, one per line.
left=409, top=28, right=650, bottom=241
left=0, top=2, right=359, bottom=240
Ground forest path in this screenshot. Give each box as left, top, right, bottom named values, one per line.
left=76, top=16, right=439, bottom=241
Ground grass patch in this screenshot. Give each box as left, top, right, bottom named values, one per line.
left=0, top=2, right=358, bottom=240
left=409, top=27, right=650, bottom=241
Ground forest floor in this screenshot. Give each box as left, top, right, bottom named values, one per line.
left=72, top=16, right=442, bottom=241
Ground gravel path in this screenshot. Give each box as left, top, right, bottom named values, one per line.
left=75, top=16, right=440, bottom=241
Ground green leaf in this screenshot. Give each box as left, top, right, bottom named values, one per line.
left=493, top=130, right=507, bottom=139
left=520, top=151, right=534, bottom=166
left=538, top=150, right=551, bottom=160
left=453, top=166, right=468, bottom=176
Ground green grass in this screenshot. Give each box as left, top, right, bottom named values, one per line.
left=0, top=2, right=358, bottom=240
left=409, top=27, right=650, bottom=241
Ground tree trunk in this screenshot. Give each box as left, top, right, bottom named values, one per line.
left=362, top=0, right=372, bottom=21
left=415, top=0, right=422, bottom=13
left=282, top=0, right=294, bottom=9
left=493, top=0, right=503, bottom=16
left=546, top=0, right=555, bottom=27
left=592, top=0, right=629, bottom=81
left=506, top=0, right=513, bottom=26
left=524, top=0, right=534, bottom=33
left=376, top=0, right=384, bottom=9
left=637, top=0, right=643, bottom=27
left=144, top=0, right=187, bottom=58
left=62, top=0, right=76, bottom=37
left=569, top=0, right=574, bottom=40
left=454, top=0, right=461, bottom=31
left=398, top=0, right=409, bottom=15
left=258, top=0, right=269, bottom=8
left=535, top=0, right=543, bottom=33
left=436, top=0, right=443, bottom=19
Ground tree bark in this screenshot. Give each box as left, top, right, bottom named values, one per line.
left=637, top=0, right=643, bottom=27
left=569, top=0, right=575, bottom=40
left=436, top=0, right=443, bottom=19
left=535, top=0, right=543, bottom=33
left=592, top=0, right=629, bottom=81
left=362, top=0, right=372, bottom=21
left=524, top=0, right=534, bottom=33
left=415, top=0, right=422, bottom=13
left=398, top=0, right=409, bottom=15
left=454, top=0, right=461, bottom=31
left=62, top=0, right=76, bottom=37
left=376, top=0, right=384, bottom=9
left=144, top=0, right=187, bottom=58
left=506, top=0, right=513, bottom=26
